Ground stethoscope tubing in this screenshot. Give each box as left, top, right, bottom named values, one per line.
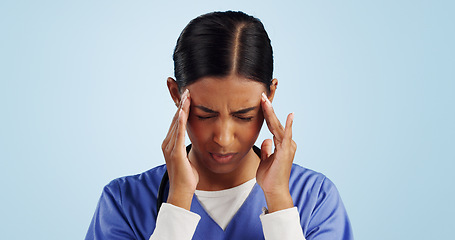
left=156, top=170, right=169, bottom=215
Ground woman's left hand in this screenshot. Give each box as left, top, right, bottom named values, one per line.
left=256, top=92, right=297, bottom=213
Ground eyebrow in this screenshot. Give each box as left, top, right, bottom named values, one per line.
left=194, top=105, right=257, bottom=114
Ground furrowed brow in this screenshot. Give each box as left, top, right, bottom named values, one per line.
left=194, top=105, right=257, bottom=114
left=232, top=107, right=257, bottom=114
left=194, top=105, right=217, bottom=114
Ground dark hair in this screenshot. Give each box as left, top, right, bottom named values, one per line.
left=173, top=11, right=273, bottom=93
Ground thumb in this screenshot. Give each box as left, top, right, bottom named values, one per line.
left=261, top=139, right=273, bottom=161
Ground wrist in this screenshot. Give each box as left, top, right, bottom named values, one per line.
left=263, top=190, right=294, bottom=213
left=167, top=188, right=194, bottom=211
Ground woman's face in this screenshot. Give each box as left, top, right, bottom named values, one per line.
left=185, top=75, right=269, bottom=175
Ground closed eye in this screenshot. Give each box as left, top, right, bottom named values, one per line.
left=197, top=115, right=253, bottom=121
left=236, top=116, right=253, bottom=121
left=197, top=115, right=216, bottom=120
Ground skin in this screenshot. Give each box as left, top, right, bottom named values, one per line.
left=162, top=74, right=297, bottom=213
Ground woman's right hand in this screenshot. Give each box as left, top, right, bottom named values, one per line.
left=161, top=89, right=199, bottom=210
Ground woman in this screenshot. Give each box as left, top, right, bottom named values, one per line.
left=86, top=11, right=353, bottom=240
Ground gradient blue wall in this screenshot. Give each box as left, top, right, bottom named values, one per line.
left=1, top=0, right=454, bottom=239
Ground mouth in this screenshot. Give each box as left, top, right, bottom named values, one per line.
left=210, top=152, right=237, bottom=164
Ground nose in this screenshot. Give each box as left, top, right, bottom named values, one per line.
left=212, top=119, right=235, bottom=148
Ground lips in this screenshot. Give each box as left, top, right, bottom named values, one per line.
left=210, top=152, right=237, bottom=164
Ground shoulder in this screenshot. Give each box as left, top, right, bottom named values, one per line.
left=103, top=164, right=167, bottom=202
left=290, top=164, right=353, bottom=238
left=290, top=164, right=332, bottom=191
left=289, top=164, right=341, bottom=213
left=88, top=165, right=168, bottom=239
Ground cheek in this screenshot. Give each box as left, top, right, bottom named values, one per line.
left=186, top=117, right=209, bottom=143
left=239, top=118, right=264, bottom=143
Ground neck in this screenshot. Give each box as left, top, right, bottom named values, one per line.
left=190, top=148, right=260, bottom=191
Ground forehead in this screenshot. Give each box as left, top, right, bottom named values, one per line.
left=187, top=75, right=266, bottom=110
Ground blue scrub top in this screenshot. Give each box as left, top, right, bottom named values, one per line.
left=86, top=164, right=353, bottom=239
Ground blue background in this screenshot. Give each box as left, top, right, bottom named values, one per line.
left=1, top=0, right=454, bottom=239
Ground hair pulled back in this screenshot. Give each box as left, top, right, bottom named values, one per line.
left=173, top=11, right=273, bottom=93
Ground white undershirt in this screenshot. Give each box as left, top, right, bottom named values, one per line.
left=149, top=180, right=306, bottom=240
left=194, top=178, right=256, bottom=230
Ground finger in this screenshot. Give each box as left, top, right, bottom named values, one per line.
left=163, top=89, right=189, bottom=146
left=260, top=139, right=273, bottom=161
left=163, top=117, right=178, bottom=154
left=164, top=92, right=190, bottom=157
left=174, top=91, right=191, bottom=150
left=261, top=92, right=285, bottom=141
left=163, top=111, right=178, bottom=145
left=283, top=113, right=294, bottom=143
left=162, top=117, right=177, bottom=152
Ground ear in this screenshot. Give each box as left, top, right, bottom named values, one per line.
left=167, top=77, right=181, bottom=107
left=267, top=78, right=278, bottom=103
